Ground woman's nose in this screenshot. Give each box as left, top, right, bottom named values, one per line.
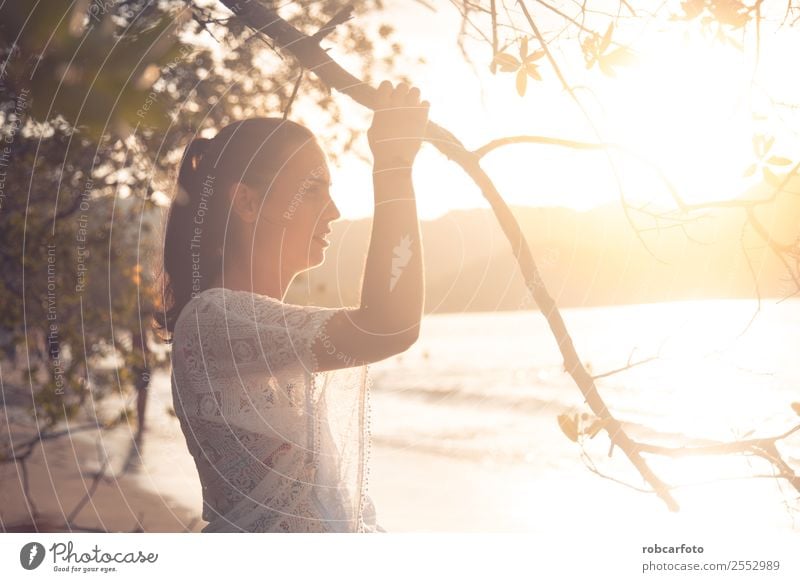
left=325, top=199, right=341, bottom=222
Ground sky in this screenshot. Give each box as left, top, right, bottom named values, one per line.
left=299, top=0, right=800, bottom=221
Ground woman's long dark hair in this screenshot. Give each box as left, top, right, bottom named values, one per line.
left=153, top=117, right=315, bottom=343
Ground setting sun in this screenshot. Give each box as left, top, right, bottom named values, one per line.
left=350, top=3, right=800, bottom=219
left=598, top=27, right=760, bottom=207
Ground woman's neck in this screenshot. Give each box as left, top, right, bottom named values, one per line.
left=209, top=261, right=294, bottom=301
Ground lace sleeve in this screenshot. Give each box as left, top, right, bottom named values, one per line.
left=219, top=290, right=356, bottom=376
left=172, top=288, right=375, bottom=532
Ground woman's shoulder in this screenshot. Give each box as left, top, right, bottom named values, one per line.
left=174, top=287, right=225, bottom=331
left=173, top=287, right=245, bottom=339
left=175, top=286, right=347, bottom=342
left=171, top=287, right=338, bottom=376
left=174, top=287, right=319, bottom=335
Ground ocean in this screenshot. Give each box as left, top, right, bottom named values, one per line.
left=366, top=297, right=800, bottom=533
left=370, top=298, right=799, bottom=461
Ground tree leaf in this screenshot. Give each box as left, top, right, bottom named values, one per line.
left=752, top=135, right=763, bottom=157
left=492, top=52, right=521, bottom=72
left=519, top=36, right=528, bottom=60
left=526, top=49, right=546, bottom=63
left=600, top=22, right=614, bottom=53
left=525, top=63, right=542, bottom=81
left=742, top=163, right=757, bottom=178
left=762, top=166, right=783, bottom=188
left=604, top=47, right=638, bottom=67
left=726, top=35, right=744, bottom=51
left=767, top=155, right=792, bottom=166
left=557, top=414, right=579, bottom=442
left=792, top=402, right=800, bottom=416
left=598, top=60, right=616, bottom=78
left=681, top=0, right=704, bottom=19
left=516, top=68, right=527, bottom=97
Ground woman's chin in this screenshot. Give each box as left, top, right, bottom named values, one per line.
left=310, top=237, right=330, bottom=258
left=305, top=246, right=327, bottom=268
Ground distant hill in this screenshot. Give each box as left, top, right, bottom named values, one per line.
left=288, top=179, right=800, bottom=313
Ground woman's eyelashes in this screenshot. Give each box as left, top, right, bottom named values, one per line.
left=307, top=185, right=332, bottom=202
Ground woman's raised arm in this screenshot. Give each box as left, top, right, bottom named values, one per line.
left=312, top=80, right=429, bottom=372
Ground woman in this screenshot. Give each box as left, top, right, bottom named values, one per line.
left=154, top=80, right=429, bottom=532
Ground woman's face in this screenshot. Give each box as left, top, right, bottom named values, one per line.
left=254, top=139, right=341, bottom=272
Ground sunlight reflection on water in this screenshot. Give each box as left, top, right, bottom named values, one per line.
left=368, top=298, right=800, bottom=533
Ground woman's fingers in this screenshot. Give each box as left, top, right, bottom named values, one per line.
left=372, top=80, right=429, bottom=138
left=375, top=80, right=427, bottom=111
left=419, top=100, right=431, bottom=121
left=368, top=80, right=429, bottom=164
left=376, top=80, right=393, bottom=107
left=390, top=82, right=410, bottom=106
left=406, top=86, right=421, bottom=105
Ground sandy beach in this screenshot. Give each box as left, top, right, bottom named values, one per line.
left=1, top=364, right=508, bottom=533
left=0, top=364, right=647, bottom=534
left=0, top=384, right=547, bottom=533
left=0, top=406, right=540, bottom=533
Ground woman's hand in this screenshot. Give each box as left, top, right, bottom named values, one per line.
left=367, top=80, right=430, bottom=171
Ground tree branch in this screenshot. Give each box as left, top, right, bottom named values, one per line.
left=217, top=0, right=681, bottom=511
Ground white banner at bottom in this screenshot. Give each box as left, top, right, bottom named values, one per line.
left=1, top=528, right=798, bottom=582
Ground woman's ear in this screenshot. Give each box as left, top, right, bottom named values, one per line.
left=227, top=182, right=260, bottom=224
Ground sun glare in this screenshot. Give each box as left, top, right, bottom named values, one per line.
left=345, top=6, right=799, bottom=218
left=597, top=28, right=761, bottom=207
left=464, top=21, right=778, bottom=214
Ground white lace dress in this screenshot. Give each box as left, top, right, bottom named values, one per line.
left=170, top=287, right=384, bottom=532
